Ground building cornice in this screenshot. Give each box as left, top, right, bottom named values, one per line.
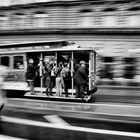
left=0, top=0, right=136, bottom=11
left=0, top=28, right=140, bottom=35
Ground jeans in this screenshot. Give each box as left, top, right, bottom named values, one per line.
left=27, top=80, right=34, bottom=94
left=56, top=77, right=62, bottom=96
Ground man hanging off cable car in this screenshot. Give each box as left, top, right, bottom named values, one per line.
left=74, top=61, right=88, bottom=99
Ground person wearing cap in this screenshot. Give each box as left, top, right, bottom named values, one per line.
left=74, top=60, right=88, bottom=99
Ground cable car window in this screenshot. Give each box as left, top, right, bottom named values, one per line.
left=103, top=57, right=114, bottom=62
left=123, top=57, right=136, bottom=79
left=13, top=55, right=24, bottom=69
left=124, top=57, right=135, bottom=64
left=1, top=56, right=10, bottom=67
left=99, top=56, right=114, bottom=79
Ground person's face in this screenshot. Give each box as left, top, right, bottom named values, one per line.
left=82, top=64, right=86, bottom=67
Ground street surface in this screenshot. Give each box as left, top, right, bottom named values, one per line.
left=95, top=86, right=140, bottom=104
left=0, top=87, right=140, bottom=140
left=0, top=109, right=140, bottom=140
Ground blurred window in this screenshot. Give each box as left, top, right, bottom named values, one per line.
left=32, top=12, right=49, bottom=28
left=104, top=16, right=116, bottom=27
left=99, top=56, right=114, bottom=79
left=12, top=13, right=26, bottom=29
left=0, top=56, right=10, bottom=67
left=13, top=55, right=24, bottom=70
left=123, top=57, right=136, bottom=79
left=103, top=7, right=117, bottom=12
left=128, top=15, right=140, bottom=27
left=93, top=16, right=103, bottom=27
left=0, top=16, right=8, bottom=30
left=78, top=9, right=93, bottom=27
left=117, top=15, right=128, bottom=27
left=103, top=57, right=113, bottom=63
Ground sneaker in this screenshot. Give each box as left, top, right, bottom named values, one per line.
left=84, top=96, right=91, bottom=102
left=31, top=92, right=35, bottom=95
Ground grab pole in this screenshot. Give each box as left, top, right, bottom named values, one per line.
left=40, top=53, right=43, bottom=94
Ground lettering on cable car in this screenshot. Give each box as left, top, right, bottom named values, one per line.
left=18, top=47, right=24, bottom=50
left=43, top=45, right=50, bottom=49
left=10, top=48, right=16, bottom=51
left=18, top=47, right=33, bottom=50
left=35, top=46, right=43, bottom=49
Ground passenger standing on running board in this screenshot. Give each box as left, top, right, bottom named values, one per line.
left=25, top=59, right=39, bottom=95
left=74, top=61, right=88, bottom=99
left=61, top=62, right=71, bottom=97
left=0, top=65, right=9, bottom=116
left=55, top=62, right=63, bottom=97
left=43, top=62, right=52, bottom=96
left=50, top=63, right=56, bottom=92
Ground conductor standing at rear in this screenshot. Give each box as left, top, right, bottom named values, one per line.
left=74, top=61, right=88, bottom=99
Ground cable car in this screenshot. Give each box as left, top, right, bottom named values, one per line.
left=0, top=40, right=97, bottom=102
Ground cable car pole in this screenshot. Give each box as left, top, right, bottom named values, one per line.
left=40, top=53, right=43, bottom=94
left=89, top=53, right=91, bottom=90
left=71, top=51, right=74, bottom=97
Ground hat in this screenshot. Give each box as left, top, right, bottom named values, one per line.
left=29, top=59, right=34, bottom=64
left=80, top=61, right=86, bottom=65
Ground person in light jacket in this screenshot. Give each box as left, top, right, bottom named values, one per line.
left=61, top=62, right=71, bottom=97
left=55, top=62, right=63, bottom=97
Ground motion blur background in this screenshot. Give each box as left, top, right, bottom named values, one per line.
left=0, top=0, right=140, bottom=87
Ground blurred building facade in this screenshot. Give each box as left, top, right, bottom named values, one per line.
left=0, top=0, right=140, bottom=86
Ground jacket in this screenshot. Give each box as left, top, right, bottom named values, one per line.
left=26, top=63, right=38, bottom=80
left=74, top=66, right=88, bottom=85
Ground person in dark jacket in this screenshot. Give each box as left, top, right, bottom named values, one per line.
left=74, top=61, right=88, bottom=98
left=26, top=59, right=39, bottom=95
left=43, top=63, right=52, bottom=96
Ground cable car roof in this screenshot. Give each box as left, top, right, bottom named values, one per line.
left=0, top=40, right=69, bottom=48
left=0, top=40, right=97, bottom=54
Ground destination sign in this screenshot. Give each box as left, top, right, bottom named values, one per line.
left=0, top=45, right=50, bottom=53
